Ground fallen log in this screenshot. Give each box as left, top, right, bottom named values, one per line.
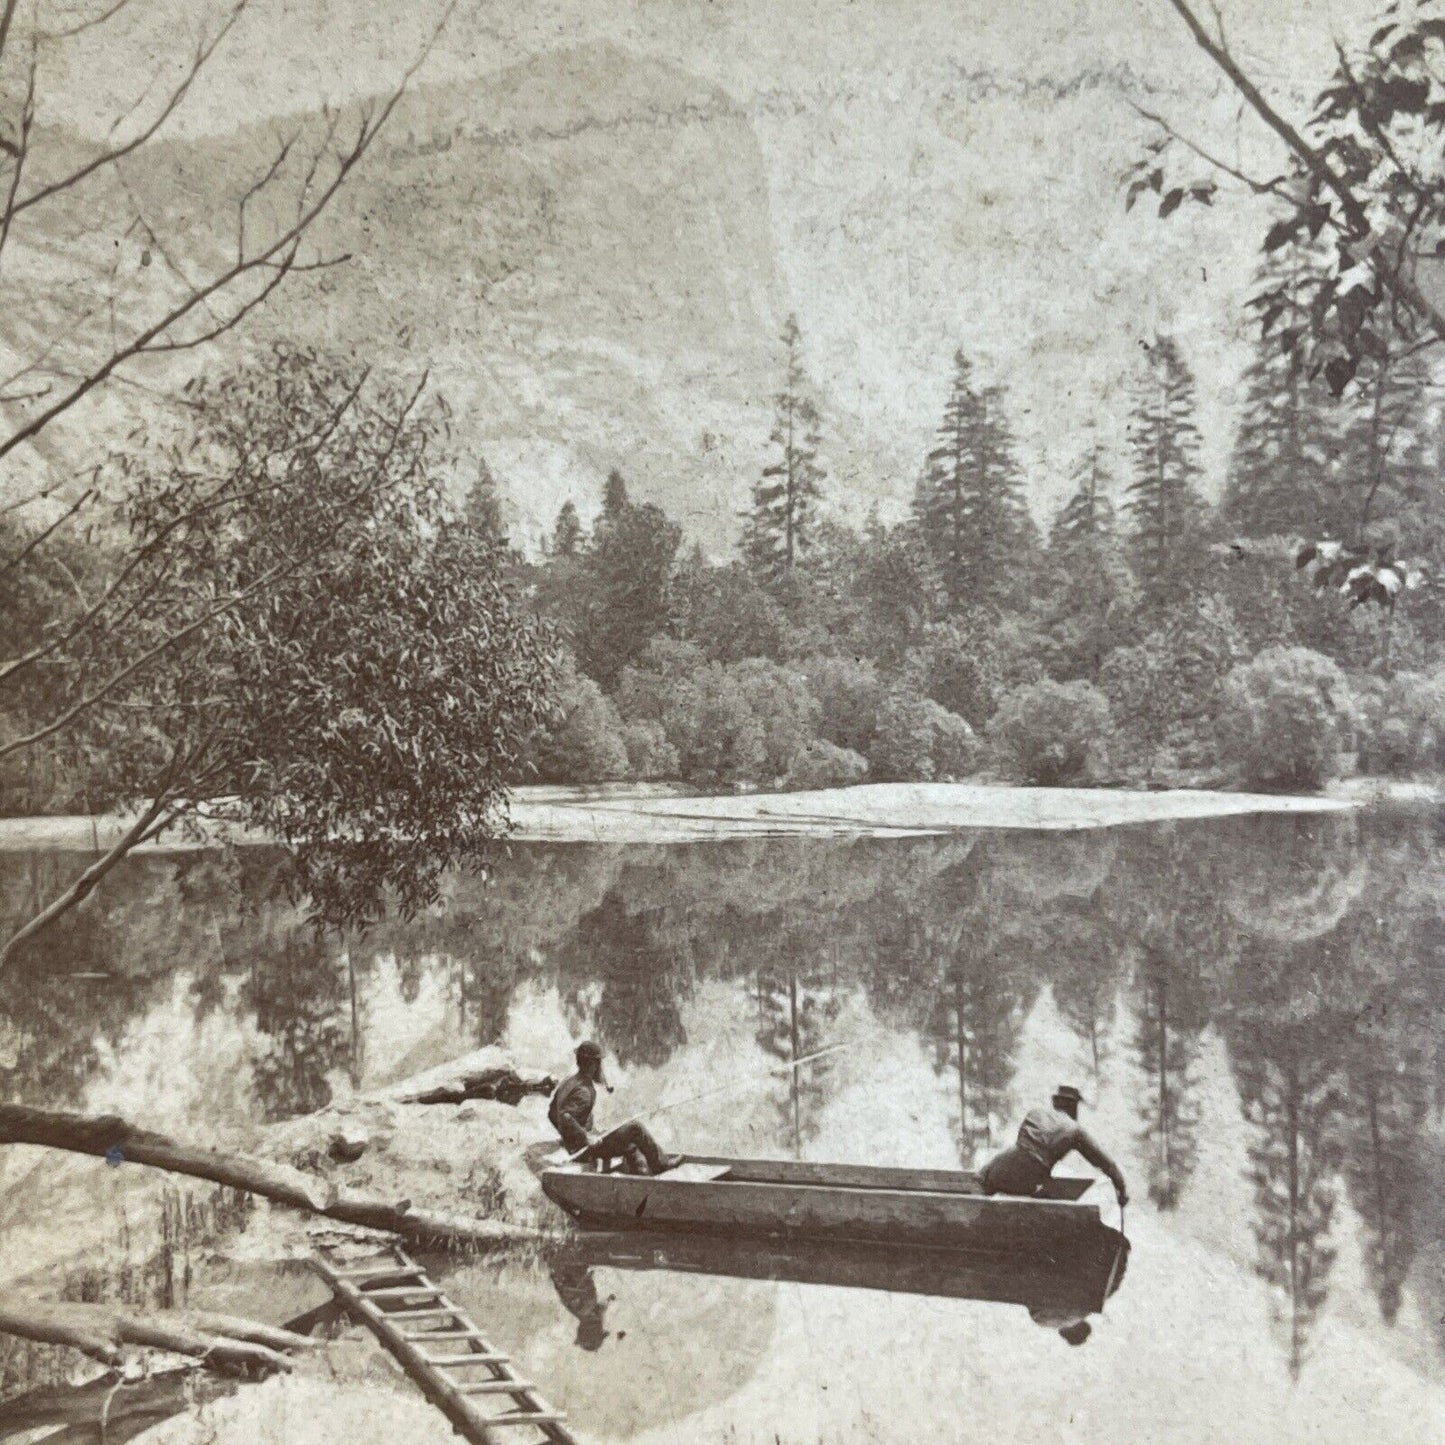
left=0, top=1299, right=313, bottom=1374
left=0, top=1367, right=236, bottom=1443
left=0, top=1104, right=545, bottom=1249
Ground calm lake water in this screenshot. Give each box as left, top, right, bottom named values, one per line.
left=2, top=808, right=1443, bottom=1442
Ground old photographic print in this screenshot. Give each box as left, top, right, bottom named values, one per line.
left=1, top=2, right=1442, bottom=1442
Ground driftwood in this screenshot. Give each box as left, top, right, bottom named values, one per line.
left=0, top=1367, right=236, bottom=1443
left=0, top=1104, right=544, bottom=1248
left=397, top=1065, right=556, bottom=1107
left=0, top=1299, right=314, bottom=1374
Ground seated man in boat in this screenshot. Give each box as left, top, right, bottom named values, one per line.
left=981, top=1085, right=1128, bottom=1206
left=549, top=1040, right=683, bottom=1176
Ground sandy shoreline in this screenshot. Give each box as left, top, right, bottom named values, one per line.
left=0, top=778, right=1403, bottom=854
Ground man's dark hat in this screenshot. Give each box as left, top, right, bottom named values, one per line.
left=1053, top=1084, right=1085, bottom=1106
left=576, top=1316, right=607, bottom=1351
left=576, top=1040, right=607, bottom=1086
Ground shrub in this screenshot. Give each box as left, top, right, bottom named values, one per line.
left=530, top=675, right=630, bottom=783
left=730, top=658, right=820, bottom=781
left=1351, top=670, right=1445, bottom=776
left=784, top=739, right=869, bottom=791
left=616, top=638, right=708, bottom=724
left=869, top=689, right=940, bottom=781
left=867, top=689, right=978, bottom=782
left=621, top=720, right=679, bottom=781
left=661, top=663, right=766, bottom=788
left=989, top=679, right=1110, bottom=786
left=928, top=703, right=980, bottom=780
left=801, top=654, right=883, bottom=756
left=1217, top=646, right=1352, bottom=792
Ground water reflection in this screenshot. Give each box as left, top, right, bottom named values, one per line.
left=1, top=807, right=1443, bottom=1412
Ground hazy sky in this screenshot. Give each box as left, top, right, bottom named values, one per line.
left=30, top=0, right=1391, bottom=521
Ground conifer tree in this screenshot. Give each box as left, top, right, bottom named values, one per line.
left=913, top=349, right=1034, bottom=613
left=744, top=316, right=826, bottom=583
left=551, top=500, right=583, bottom=558
left=462, top=458, right=507, bottom=544
left=1125, top=336, right=1208, bottom=606
left=1043, top=446, right=1136, bottom=680
left=1221, top=253, right=1340, bottom=541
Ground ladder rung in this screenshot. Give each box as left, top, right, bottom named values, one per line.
left=460, top=1380, right=533, bottom=1395
left=383, top=1308, right=461, bottom=1320
left=401, top=1330, right=486, bottom=1342
left=481, top=1411, right=566, bottom=1426
left=333, top=1262, right=407, bottom=1277
left=424, top=1352, right=509, bottom=1367
left=360, top=1286, right=445, bottom=1298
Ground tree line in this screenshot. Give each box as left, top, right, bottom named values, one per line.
left=501, top=287, right=1445, bottom=795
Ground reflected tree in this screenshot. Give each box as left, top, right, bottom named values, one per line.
left=1132, top=945, right=1206, bottom=1209
left=558, top=890, right=691, bottom=1071
left=246, top=935, right=352, bottom=1121
left=751, top=931, right=841, bottom=1156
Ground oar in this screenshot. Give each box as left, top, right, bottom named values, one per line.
left=563, top=1041, right=848, bottom=1164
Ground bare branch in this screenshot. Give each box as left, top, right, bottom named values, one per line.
left=0, top=556, right=301, bottom=761
left=0, top=0, right=19, bottom=61
left=0, top=1, right=452, bottom=468
left=0, top=483, right=96, bottom=580
left=37, top=0, right=138, bottom=43
left=0, top=42, right=37, bottom=267
left=0, top=785, right=180, bottom=967
left=1129, top=99, right=1288, bottom=197
left=10, top=1, right=248, bottom=218
left=1163, top=0, right=1445, bottom=347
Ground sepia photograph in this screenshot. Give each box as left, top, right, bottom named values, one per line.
left=1, top=1, right=1443, bottom=1441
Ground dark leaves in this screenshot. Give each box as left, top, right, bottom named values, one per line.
left=1324, top=355, right=1358, bottom=397
left=1159, top=187, right=1185, bottom=219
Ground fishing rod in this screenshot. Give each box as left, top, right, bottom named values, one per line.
left=563, top=1040, right=848, bottom=1163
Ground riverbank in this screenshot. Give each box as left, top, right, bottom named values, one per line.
left=1, top=777, right=1414, bottom=854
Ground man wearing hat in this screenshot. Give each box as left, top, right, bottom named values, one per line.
left=548, top=1041, right=683, bottom=1175
left=981, top=1084, right=1128, bottom=1206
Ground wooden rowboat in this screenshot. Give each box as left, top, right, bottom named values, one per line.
left=540, top=1155, right=1108, bottom=1255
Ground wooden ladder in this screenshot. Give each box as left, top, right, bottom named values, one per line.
left=311, top=1242, right=579, bottom=1445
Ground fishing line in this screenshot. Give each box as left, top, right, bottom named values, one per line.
left=562, top=1040, right=849, bottom=1163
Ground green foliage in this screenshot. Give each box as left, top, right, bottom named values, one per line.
left=661, top=663, right=767, bottom=788
left=989, top=678, right=1110, bottom=786
left=101, top=349, right=558, bottom=933
left=621, top=720, right=679, bottom=781
left=527, top=670, right=630, bottom=784
left=729, top=658, right=820, bottom=781
left=1218, top=646, right=1353, bottom=792
left=785, top=739, right=869, bottom=791
left=1350, top=669, right=1445, bottom=775
left=913, top=349, right=1036, bottom=613
left=1126, top=336, right=1209, bottom=607
left=551, top=500, right=583, bottom=557
left=1220, top=249, right=1342, bottom=541
left=671, top=554, right=787, bottom=662
left=744, top=315, right=826, bottom=582
left=800, top=653, right=884, bottom=756
left=571, top=475, right=682, bottom=691
left=867, top=690, right=977, bottom=782
left=461, top=457, right=508, bottom=546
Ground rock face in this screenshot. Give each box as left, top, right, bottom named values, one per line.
left=78, top=42, right=791, bottom=552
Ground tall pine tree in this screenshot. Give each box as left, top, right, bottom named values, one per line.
left=1043, top=446, right=1137, bottom=680
left=744, top=316, right=825, bottom=583
left=1125, top=335, right=1208, bottom=606
left=1221, top=254, right=1341, bottom=541
left=913, top=349, right=1034, bottom=614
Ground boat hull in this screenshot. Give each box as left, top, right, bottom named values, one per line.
left=540, top=1155, right=1104, bottom=1255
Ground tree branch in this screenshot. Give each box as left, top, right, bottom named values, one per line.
left=9, top=1, right=248, bottom=218
left=1162, top=0, right=1445, bottom=345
